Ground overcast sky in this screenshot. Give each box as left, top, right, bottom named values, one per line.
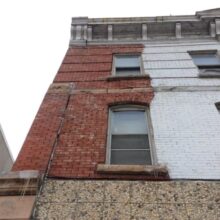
left=0, top=0, right=219, bottom=160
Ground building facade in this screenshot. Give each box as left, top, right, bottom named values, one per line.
left=1, top=8, right=220, bottom=220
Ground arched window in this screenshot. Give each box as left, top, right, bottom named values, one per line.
left=107, top=105, right=153, bottom=165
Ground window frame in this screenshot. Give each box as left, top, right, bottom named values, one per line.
left=112, top=54, right=143, bottom=76
left=106, top=105, right=156, bottom=165
left=189, top=50, right=220, bottom=77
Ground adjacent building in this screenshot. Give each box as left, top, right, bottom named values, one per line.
left=1, top=8, right=220, bottom=220
left=0, top=125, right=13, bottom=176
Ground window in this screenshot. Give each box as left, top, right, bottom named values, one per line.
left=189, top=50, right=220, bottom=77
left=107, top=106, right=152, bottom=165
left=113, top=55, right=141, bottom=76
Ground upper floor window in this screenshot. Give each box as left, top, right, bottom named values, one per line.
left=113, top=55, right=141, bottom=76
left=107, top=105, right=152, bottom=165
left=189, top=50, right=220, bottom=77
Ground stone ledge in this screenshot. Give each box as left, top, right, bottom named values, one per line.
left=48, top=83, right=72, bottom=94
left=198, top=70, right=220, bottom=78
left=0, top=170, right=41, bottom=196
left=96, top=164, right=168, bottom=177
left=107, top=74, right=150, bottom=81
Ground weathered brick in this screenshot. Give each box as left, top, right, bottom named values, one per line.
left=12, top=45, right=156, bottom=180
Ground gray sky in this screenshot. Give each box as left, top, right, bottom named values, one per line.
left=0, top=0, right=219, bottom=159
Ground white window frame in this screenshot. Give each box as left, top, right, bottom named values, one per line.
left=112, top=54, right=143, bottom=76
left=106, top=105, right=156, bottom=165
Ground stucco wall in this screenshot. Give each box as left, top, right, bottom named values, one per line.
left=34, top=179, right=220, bottom=219
left=144, top=40, right=220, bottom=179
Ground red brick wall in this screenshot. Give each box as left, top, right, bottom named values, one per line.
left=13, top=93, right=69, bottom=171
left=13, top=45, right=162, bottom=179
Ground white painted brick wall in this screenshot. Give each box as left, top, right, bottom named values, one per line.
left=143, top=40, right=220, bottom=79
left=144, top=60, right=195, bottom=69
left=150, top=92, right=220, bottom=179
left=144, top=40, right=220, bottom=179
left=144, top=69, right=199, bottom=78
left=144, top=43, right=220, bottom=53
left=142, top=53, right=191, bottom=61
left=152, top=78, right=220, bottom=87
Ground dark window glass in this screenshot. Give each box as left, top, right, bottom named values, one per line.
left=191, top=53, right=220, bottom=68
left=115, top=55, right=141, bottom=75
left=110, top=108, right=151, bottom=165
left=111, top=150, right=151, bottom=165
left=112, top=135, right=149, bottom=150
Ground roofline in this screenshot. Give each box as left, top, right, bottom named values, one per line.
left=69, top=8, right=220, bottom=46
left=71, top=8, right=220, bottom=24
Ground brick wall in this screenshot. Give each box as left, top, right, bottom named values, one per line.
left=13, top=41, right=220, bottom=179
left=13, top=92, right=69, bottom=172
left=13, top=45, right=157, bottom=180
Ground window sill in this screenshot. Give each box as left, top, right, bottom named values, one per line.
left=199, top=69, right=220, bottom=78
left=107, top=74, right=150, bottom=81
left=96, top=164, right=168, bottom=176
left=198, top=72, right=220, bottom=78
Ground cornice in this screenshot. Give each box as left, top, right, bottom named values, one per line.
left=69, top=9, right=220, bottom=46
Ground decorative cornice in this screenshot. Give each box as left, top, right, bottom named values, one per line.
left=70, top=8, right=220, bottom=45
